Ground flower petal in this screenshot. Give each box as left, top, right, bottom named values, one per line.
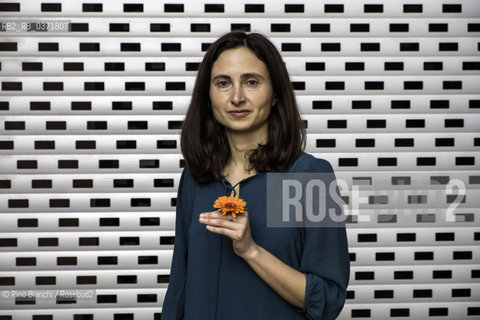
left=213, top=195, right=247, bottom=218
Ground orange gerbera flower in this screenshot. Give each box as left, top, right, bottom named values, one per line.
left=213, top=196, right=246, bottom=219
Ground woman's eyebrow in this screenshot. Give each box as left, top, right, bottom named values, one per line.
left=241, top=73, right=265, bottom=80
left=212, top=74, right=231, bottom=82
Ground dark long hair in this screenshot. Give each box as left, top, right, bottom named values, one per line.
left=181, top=32, right=305, bottom=183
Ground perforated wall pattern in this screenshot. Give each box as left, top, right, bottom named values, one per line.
left=0, top=0, right=479, bottom=319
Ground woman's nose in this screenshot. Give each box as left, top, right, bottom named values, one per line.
left=231, top=85, right=246, bottom=105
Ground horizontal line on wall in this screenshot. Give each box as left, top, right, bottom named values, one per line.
left=347, top=282, right=480, bottom=288
left=0, top=246, right=175, bottom=251
left=2, top=36, right=478, bottom=41
left=1, top=93, right=477, bottom=97
left=343, top=301, right=480, bottom=309
left=0, top=307, right=166, bottom=314
left=3, top=75, right=479, bottom=78
left=3, top=73, right=479, bottom=77
left=0, top=269, right=170, bottom=274
left=3, top=151, right=478, bottom=157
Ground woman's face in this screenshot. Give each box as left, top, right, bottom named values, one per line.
left=209, top=47, right=275, bottom=137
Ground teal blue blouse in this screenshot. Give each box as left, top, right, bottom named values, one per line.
left=161, top=153, right=350, bottom=320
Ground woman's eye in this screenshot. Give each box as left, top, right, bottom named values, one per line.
left=245, top=79, right=258, bottom=86
left=216, top=81, right=229, bottom=88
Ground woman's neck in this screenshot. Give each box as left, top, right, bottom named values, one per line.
left=223, top=127, right=267, bottom=179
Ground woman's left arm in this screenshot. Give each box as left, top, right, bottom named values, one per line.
left=199, top=211, right=306, bottom=309
left=239, top=228, right=307, bottom=309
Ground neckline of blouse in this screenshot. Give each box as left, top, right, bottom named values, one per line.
left=220, top=172, right=264, bottom=197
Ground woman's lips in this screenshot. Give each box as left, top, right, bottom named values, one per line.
left=228, top=110, right=251, bottom=118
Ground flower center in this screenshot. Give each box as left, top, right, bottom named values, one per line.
left=224, top=203, right=237, bottom=210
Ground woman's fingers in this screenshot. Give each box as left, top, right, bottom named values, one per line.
left=199, top=211, right=249, bottom=239
left=205, top=224, right=237, bottom=238
left=201, top=216, right=236, bottom=229
left=199, top=211, right=236, bottom=228
left=199, top=210, right=256, bottom=257
left=200, top=211, right=246, bottom=222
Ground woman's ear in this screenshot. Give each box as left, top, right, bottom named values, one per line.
left=272, top=96, right=277, bottom=106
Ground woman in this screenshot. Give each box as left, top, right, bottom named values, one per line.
left=161, top=32, right=349, bottom=320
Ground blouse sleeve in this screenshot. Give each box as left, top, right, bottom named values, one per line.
left=161, top=169, right=190, bottom=320
left=299, top=158, right=350, bottom=320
